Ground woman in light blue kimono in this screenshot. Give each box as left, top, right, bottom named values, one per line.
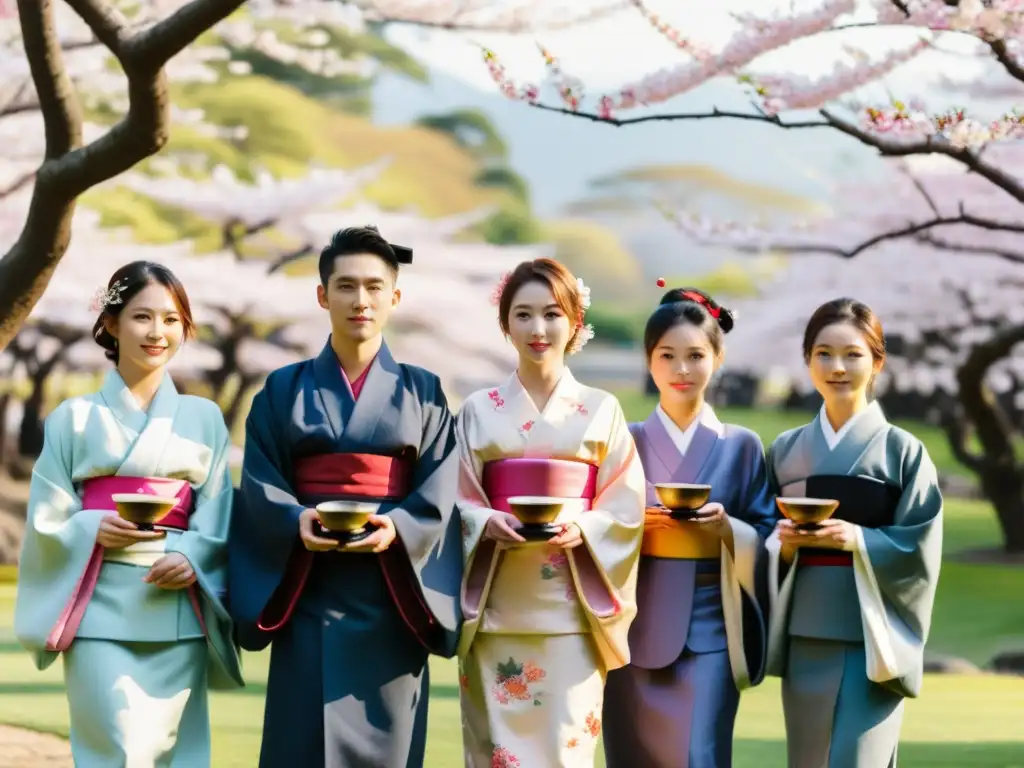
left=14, top=261, right=243, bottom=767
left=603, top=286, right=777, bottom=768
left=765, top=297, right=943, bottom=768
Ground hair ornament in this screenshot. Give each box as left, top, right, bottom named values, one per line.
left=679, top=289, right=721, bottom=320
left=575, top=277, right=591, bottom=310
left=89, top=280, right=126, bottom=313
left=490, top=270, right=512, bottom=306
left=655, top=277, right=666, bottom=288
left=568, top=276, right=594, bottom=355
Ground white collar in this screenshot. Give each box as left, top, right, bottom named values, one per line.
left=819, top=405, right=864, bottom=451
left=656, top=404, right=704, bottom=457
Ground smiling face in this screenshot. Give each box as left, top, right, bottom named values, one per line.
left=104, top=281, right=185, bottom=374
left=506, top=279, right=572, bottom=366
left=807, top=321, right=883, bottom=407
left=316, top=252, right=401, bottom=343
left=648, top=322, right=719, bottom=408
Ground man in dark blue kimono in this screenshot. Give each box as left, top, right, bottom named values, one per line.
left=227, top=225, right=463, bottom=768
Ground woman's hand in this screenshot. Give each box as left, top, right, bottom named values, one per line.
left=777, top=518, right=857, bottom=561
left=693, top=502, right=730, bottom=537
left=96, top=515, right=165, bottom=549
left=548, top=522, right=583, bottom=550
left=483, top=511, right=526, bottom=543
left=144, top=552, right=196, bottom=589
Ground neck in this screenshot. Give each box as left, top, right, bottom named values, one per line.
left=824, top=397, right=868, bottom=432
left=661, top=397, right=704, bottom=433
left=331, top=333, right=382, bottom=379
left=516, top=358, right=564, bottom=410
left=116, top=362, right=165, bottom=411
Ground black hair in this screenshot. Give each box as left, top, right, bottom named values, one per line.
left=643, top=286, right=735, bottom=359
left=92, top=261, right=195, bottom=364
left=317, top=225, right=413, bottom=285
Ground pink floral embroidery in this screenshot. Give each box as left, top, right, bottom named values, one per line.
left=488, top=389, right=505, bottom=410
left=585, top=711, right=602, bottom=737
left=519, top=420, right=534, bottom=435
left=567, top=737, right=580, bottom=749
left=491, top=746, right=520, bottom=768
left=574, top=402, right=588, bottom=415
left=491, top=657, right=546, bottom=706
left=540, top=551, right=568, bottom=580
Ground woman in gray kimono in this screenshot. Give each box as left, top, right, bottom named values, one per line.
left=603, top=286, right=777, bottom=768
left=765, top=297, right=943, bottom=768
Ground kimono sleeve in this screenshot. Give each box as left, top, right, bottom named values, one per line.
left=852, top=434, right=943, bottom=697
left=13, top=403, right=106, bottom=667
left=570, top=396, right=646, bottom=620
left=166, top=407, right=233, bottom=611
left=454, top=397, right=501, bottom=562
left=737, top=432, right=779, bottom=540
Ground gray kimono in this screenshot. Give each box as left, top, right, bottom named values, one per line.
left=603, top=405, right=776, bottom=768
left=765, top=401, right=943, bottom=768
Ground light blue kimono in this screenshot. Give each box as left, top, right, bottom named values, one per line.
left=14, top=369, right=243, bottom=767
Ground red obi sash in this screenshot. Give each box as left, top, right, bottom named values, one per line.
left=482, top=457, right=599, bottom=509
left=258, top=452, right=440, bottom=651
left=46, top=476, right=200, bottom=653
left=800, top=551, right=853, bottom=567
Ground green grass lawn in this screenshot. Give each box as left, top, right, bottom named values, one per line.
left=1, top=496, right=1022, bottom=766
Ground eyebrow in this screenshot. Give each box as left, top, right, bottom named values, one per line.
left=512, top=303, right=560, bottom=311
left=132, top=306, right=179, bottom=314
left=655, top=345, right=705, bottom=352
left=334, top=275, right=385, bottom=282
left=814, top=343, right=864, bottom=350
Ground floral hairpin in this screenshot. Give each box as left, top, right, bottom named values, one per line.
left=567, top=276, right=594, bottom=355
left=489, top=270, right=512, bottom=306
left=89, top=280, right=125, bottom=313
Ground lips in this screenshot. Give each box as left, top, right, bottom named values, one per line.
left=670, top=382, right=693, bottom=391
left=349, top=316, right=371, bottom=323
left=528, top=342, right=550, bottom=351
left=141, top=345, right=166, bottom=356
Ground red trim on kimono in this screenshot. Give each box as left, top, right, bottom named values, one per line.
left=800, top=551, right=853, bottom=567
left=257, top=452, right=440, bottom=651
left=46, top=476, right=200, bottom=652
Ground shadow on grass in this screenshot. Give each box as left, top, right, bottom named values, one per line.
left=212, top=682, right=462, bottom=699
left=730, top=740, right=1024, bottom=768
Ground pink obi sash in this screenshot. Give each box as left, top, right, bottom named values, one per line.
left=482, top=458, right=599, bottom=510
left=45, top=476, right=201, bottom=653
left=258, top=452, right=442, bottom=652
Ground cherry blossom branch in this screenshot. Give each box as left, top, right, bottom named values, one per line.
left=915, top=232, right=1024, bottom=263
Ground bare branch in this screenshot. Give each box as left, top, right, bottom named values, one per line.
left=988, top=39, right=1024, bottom=85
left=349, top=0, right=630, bottom=33
left=18, top=0, right=82, bottom=160
left=527, top=101, right=831, bottom=129
left=267, top=244, right=315, bottom=274
left=63, top=0, right=129, bottom=52
left=915, top=232, right=1024, bottom=263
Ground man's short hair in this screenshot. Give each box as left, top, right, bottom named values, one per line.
left=317, top=225, right=413, bottom=285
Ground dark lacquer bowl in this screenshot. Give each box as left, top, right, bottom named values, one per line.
left=776, top=497, right=840, bottom=527
left=315, top=500, right=379, bottom=533
left=655, top=483, right=712, bottom=513
left=111, top=493, right=178, bottom=526
left=507, top=496, right=564, bottom=525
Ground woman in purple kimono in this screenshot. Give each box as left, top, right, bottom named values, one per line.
left=603, top=286, right=777, bottom=768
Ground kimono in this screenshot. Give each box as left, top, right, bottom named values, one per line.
left=456, top=369, right=646, bottom=768
left=603, top=404, right=777, bottom=768
left=765, top=401, right=943, bottom=768
left=227, top=339, right=463, bottom=768
left=14, top=369, right=242, bottom=767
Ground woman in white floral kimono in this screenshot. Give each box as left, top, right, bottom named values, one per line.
left=455, top=258, right=646, bottom=767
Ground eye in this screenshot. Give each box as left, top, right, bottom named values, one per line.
left=545, top=311, right=561, bottom=320
left=515, top=311, right=530, bottom=320
left=848, top=351, right=864, bottom=358
left=816, top=350, right=830, bottom=359
left=690, top=352, right=705, bottom=361
left=133, top=313, right=149, bottom=321
left=659, top=352, right=674, bottom=360
left=165, top=316, right=179, bottom=325
left=369, top=285, right=382, bottom=292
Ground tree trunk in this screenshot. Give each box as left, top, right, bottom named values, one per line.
left=978, top=467, right=1024, bottom=553
left=0, top=392, right=10, bottom=471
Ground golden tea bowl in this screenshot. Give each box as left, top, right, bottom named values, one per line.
left=776, top=497, right=840, bottom=527
left=316, top=500, right=379, bottom=533
left=507, top=496, right=564, bottom=525
left=111, top=493, right=179, bottom=526
left=655, top=483, right=712, bottom=512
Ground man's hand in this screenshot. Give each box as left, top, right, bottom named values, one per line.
left=96, top=515, right=166, bottom=549
left=298, top=508, right=339, bottom=552
left=342, top=514, right=397, bottom=554
left=144, top=552, right=196, bottom=589
left=776, top=518, right=857, bottom=562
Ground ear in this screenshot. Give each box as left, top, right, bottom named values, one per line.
left=103, top=314, right=118, bottom=339
left=316, top=283, right=328, bottom=310
left=714, top=347, right=726, bottom=372
left=391, top=287, right=401, bottom=309
left=873, top=355, right=885, bottom=376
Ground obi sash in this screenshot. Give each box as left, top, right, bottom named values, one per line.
left=640, top=508, right=722, bottom=560
left=258, top=452, right=437, bottom=648
left=481, top=457, right=598, bottom=512
left=46, top=476, right=199, bottom=653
